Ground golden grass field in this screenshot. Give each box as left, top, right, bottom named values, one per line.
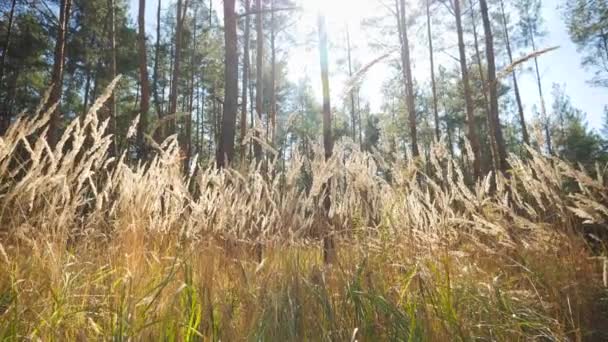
left=1, top=89, right=608, bottom=340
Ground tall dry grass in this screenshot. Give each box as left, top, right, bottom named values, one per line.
left=0, top=83, right=607, bottom=340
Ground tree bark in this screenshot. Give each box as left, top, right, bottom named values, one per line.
left=397, top=0, right=418, bottom=157
left=240, top=0, right=252, bottom=162
left=270, top=0, right=277, bottom=145
left=318, top=13, right=334, bottom=264
left=43, top=0, right=72, bottom=147
left=217, top=0, right=238, bottom=167
left=499, top=0, right=528, bottom=145
left=152, top=0, right=163, bottom=140
left=426, top=0, right=440, bottom=141
left=454, top=0, right=481, bottom=178
left=469, top=0, right=498, bottom=172
left=137, top=0, right=151, bottom=159
left=0, top=0, right=17, bottom=134
left=254, top=0, right=264, bottom=163
left=169, top=0, right=188, bottom=138
left=346, top=25, right=357, bottom=141
left=530, top=33, right=552, bottom=154
left=480, top=0, right=508, bottom=172
left=107, top=0, right=118, bottom=155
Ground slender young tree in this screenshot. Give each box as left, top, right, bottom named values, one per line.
left=396, top=0, right=419, bottom=156
left=217, top=0, right=238, bottom=167
left=270, top=0, right=277, bottom=145
left=454, top=0, right=481, bottom=178
left=480, top=0, right=508, bottom=172
left=137, top=0, right=151, bottom=158
left=43, top=0, right=73, bottom=147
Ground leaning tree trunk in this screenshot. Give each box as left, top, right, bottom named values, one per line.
left=318, top=13, right=335, bottom=264
left=530, top=33, right=552, bottom=154
left=44, top=0, right=72, bottom=147
left=480, top=0, right=507, bottom=172
left=499, top=0, right=528, bottom=145
left=217, top=0, right=238, bottom=168
left=454, top=0, right=481, bottom=178
left=137, top=0, right=151, bottom=159
left=397, top=0, right=419, bottom=157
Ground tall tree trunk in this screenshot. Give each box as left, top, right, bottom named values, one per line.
left=217, top=0, right=238, bottom=167
left=469, top=0, right=498, bottom=172
left=499, top=0, right=528, bottom=145
left=254, top=0, right=264, bottom=163
left=426, top=0, right=440, bottom=141
left=454, top=0, right=481, bottom=178
left=44, top=0, right=72, bottom=147
left=137, top=0, right=151, bottom=159
left=480, top=0, right=507, bottom=172
left=185, top=6, right=198, bottom=170
left=108, top=0, right=118, bottom=155
left=169, top=0, right=187, bottom=137
left=0, top=0, right=16, bottom=134
left=397, top=0, right=418, bottom=157
left=240, top=0, right=251, bottom=161
left=530, top=33, right=552, bottom=154
left=318, top=12, right=335, bottom=264
left=346, top=25, right=357, bottom=141
left=152, top=0, right=163, bottom=139
left=270, top=0, right=277, bottom=146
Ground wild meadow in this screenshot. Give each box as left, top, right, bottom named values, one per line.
left=0, top=87, right=607, bottom=341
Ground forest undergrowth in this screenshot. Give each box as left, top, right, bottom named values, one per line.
left=1, top=89, right=608, bottom=340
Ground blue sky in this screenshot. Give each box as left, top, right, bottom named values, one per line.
left=130, top=0, right=607, bottom=131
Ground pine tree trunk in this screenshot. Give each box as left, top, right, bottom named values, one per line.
left=426, top=0, right=440, bottom=141
left=270, top=0, right=277, bottom=146
left=397, top=0, right=418, bottom=157
left=169, top=0, right=187, bottom=137
left=44, top=0, right=72, bottom=147
left=480, top=0, right=508, bottom=172
left=108, top=0, right=118, bottom=155
left=469, top=0, right=498, bottom=172
left=137, top=0, right=151, bottom=159
left=0, top=0, right=16, bottom=134
left=454, top=0, right=481, bottom=178
left=318, top=13, right=335, bottom=264
left=217, top=0, right=238, bottom=167
left=240, top=0, right=251, bottom=161
left=152, top=0, right=163, bottom=140
left=499, top=0, right=528, bottom=145
left=530, top=34, right=552, bottom=154
left=346, top=25, right=357, bottom=141
left=254, top=0, right=264, bottom=163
